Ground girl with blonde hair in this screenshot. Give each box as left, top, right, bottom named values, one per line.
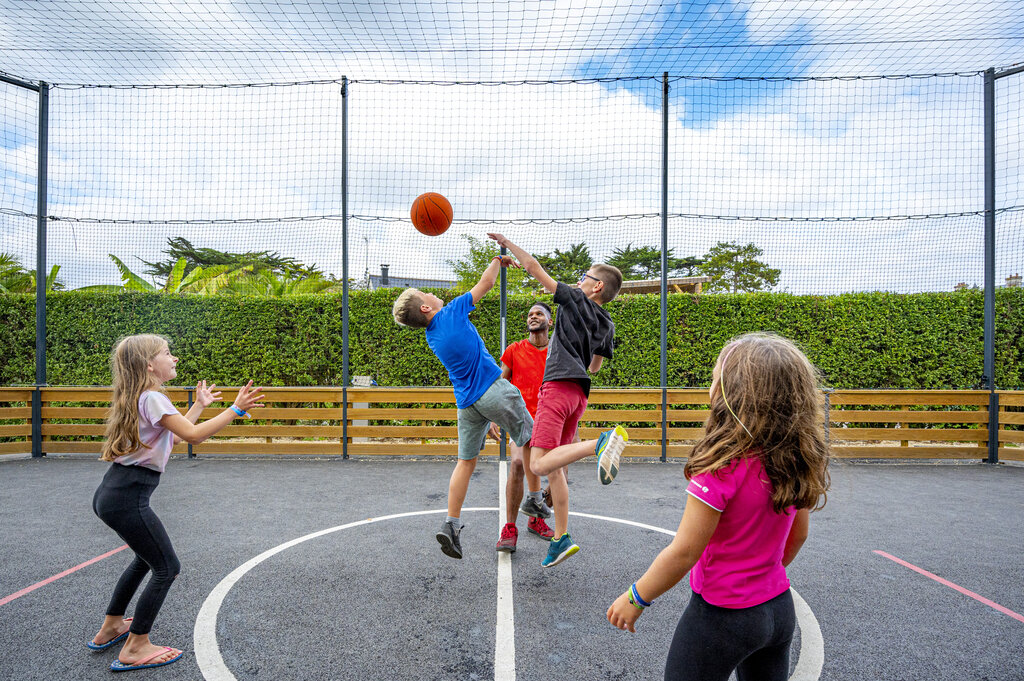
left=89, top=334, right=263, bottom=672
left=607, top=333, right=830, bottom=681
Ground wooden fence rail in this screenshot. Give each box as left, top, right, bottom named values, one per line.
left=1, top=386, right=1022, bottom=461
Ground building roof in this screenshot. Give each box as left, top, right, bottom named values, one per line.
left=618, top=276, right=712, bottom=295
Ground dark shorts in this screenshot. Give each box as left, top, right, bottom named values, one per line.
left=530, top=380, right=587, bottom=450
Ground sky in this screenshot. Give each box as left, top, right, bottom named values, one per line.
left=1, top=0, right=1023, bottom=293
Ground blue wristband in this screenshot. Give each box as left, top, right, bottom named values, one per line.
left=230, top=405, right=249, bottom=418
left=631, top=583, right=652, bottom=608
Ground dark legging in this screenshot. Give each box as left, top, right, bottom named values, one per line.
left=92, top=463, right=180, bottom=636
left=665, top=589, right=796, bottom=681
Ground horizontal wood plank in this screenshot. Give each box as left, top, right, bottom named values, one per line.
left=0, top=388, right=33, bottom=401
left=0, top=441, right=29, bottom=454
left=829, top=391, right=989, bottom=406
left=829, top=427, right=987, bottom=442
left=0, top=424, right=31, bottom=437
left=998, top=447, right=1024, bottom=461
left=0, top=407, right=31, bottom=419
left=998, top=430, right=1024, bottom=444
left=830, top=445, right=987, bottom=459
left=830, top=410, right=987, bottom=424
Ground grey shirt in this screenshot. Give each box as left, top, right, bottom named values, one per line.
left=543, top=282, right=615, bottom=397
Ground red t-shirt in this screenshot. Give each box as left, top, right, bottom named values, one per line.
left=500, top=339, right=548, bottom=417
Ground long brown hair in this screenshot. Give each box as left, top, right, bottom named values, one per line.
left=100, top=335, right=168, bottom=462
left=685, top=333, right=830, bottom=512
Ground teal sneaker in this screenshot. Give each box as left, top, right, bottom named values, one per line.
left=596, top=425, right=628, bottom=485
left=541, top=533, right=579, bottom=568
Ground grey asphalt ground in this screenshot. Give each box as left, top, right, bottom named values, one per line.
left=0, top=456, right=1021, bottom=681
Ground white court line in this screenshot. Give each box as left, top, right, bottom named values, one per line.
left=495, top=461, right=516, bottom=681
left=195, top=504, right=823, bottom=681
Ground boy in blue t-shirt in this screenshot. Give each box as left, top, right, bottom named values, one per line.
left=392, top=255, right=533, bottom=560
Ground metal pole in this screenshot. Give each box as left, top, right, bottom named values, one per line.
left=341, top=76, right=350, bottom=460
left=499, top=246, right=508, bottom=462
left=31, top=82, right=48, bottom=458
left=660, top=72, right=669, bottom=463
left=186, top=387, right=194, bottom=459
left=983, top=68, right=998, bottom=464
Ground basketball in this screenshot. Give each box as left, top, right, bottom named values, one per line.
left=410, top=192, right=453, bottom=236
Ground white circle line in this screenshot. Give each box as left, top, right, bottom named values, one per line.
left=194, top=507, right=823, bottom=681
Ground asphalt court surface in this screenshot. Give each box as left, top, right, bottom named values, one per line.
left=1, top=456, right=1021, bottom=680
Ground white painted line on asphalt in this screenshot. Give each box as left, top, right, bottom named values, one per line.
left=790, top=588, right=825, bottom=681
left=569, top=510, right=824, bottom=681
left=495, top=461, right=516, bottom=681
left=194, top=507, right=497, bottom=681
left=195, top=504, right=823, bottom=681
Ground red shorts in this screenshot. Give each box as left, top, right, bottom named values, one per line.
left=531, top=380, right=587, bottom=450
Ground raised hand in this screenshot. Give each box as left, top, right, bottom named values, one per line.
left=195, top=380, right=221, bottom=408
left=486, top=232, right=509, bottom=248
left=232, top=380, right=265, bottom=414
left=494, top=255, right=521, bottom=269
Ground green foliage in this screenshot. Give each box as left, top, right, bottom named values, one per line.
left=0, top=253, right=64, bottom=293
left=605, top=244, right=700, bottom=280
left=142, top=236, right=324, bottom=279
left=698, top=241, right=781, bottom=293
left=0, top=288, right=1022, bottom=389
left=536, top=243, right=593, bottom=284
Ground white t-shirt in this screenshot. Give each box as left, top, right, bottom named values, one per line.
left=114, top=390, right=179, bottom=473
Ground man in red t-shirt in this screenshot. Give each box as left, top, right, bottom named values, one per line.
left=494, top=302, right=557, bottom=553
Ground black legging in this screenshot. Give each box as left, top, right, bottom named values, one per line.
left=665, top=589, right=796, bottom=681
left=92, top=463, right=180, bottom=636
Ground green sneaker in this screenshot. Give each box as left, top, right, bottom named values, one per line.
left=596, top=425, right=628, bottom=485
left=541, top=533, right=579, bottom=568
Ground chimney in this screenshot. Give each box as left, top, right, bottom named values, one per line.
left=954, top=282, right=968, bottom=291
left=1007, top=273, right=1021, bottom=288
left=381, top=264, right=390, bottom=287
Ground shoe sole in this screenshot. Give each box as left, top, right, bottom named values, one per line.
left=519, top=503, right=552, bottom=519
left=436, top=531, right=463, bottom=559
left=597, top=426, right=628, bottom=485
left=496, top=544, right=516, bottom=553
left=528, top=528, right=554, bottom=540
left=542, top=543, right=579, bottom=568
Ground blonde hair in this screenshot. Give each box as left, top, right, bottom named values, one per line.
left=100, top=334, right=168, bottom=462
left=685, top=333, right=831, bottom=512
left=392, top=289, right=429, bottom=328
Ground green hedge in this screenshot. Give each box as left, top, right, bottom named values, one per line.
left=0, top=288, right=1021, bottom=389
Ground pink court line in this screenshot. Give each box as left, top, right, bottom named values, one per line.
left=874, top=550, right=1024, bottom=624
left=0, top=545, right=129, bottom=607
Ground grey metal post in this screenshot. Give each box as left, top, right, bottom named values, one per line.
left=341, top=76, right=350, bottom=459
left=499, top=246, right=508, bottom=462
left=660, top=72, right=669, bottom=462
left=983, top=69, right=998, bottom=464
left=32, top=82, right=48, bottom=458
left=186, top=387, right=194, bottom=458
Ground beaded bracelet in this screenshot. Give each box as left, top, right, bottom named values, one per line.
left=631, top=583, right=652, bottom=608
left=230, top=405, right=250, bottom=419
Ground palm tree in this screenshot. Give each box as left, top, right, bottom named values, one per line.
left=0, top=253, right=63, bottom=293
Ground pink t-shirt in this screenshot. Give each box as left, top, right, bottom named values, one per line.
left=114, top=391, right=179, bottom=473
left=686, top=455, right=796, bottom=608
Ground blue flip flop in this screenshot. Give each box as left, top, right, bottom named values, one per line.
left=86, top=618, right=133, bottom=651
left=110, top=647, right=183, bottom=672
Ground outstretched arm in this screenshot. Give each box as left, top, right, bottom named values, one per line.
left=487, top=233, right=558, bottom=294
left=159, top=381, right=264, bottom=445
left=607, top=496, right=720, bottom=633
left=469, top=256, right=517, bottom=304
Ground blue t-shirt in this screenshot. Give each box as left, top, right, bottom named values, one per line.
left=425, top=292, right=502, bottom=408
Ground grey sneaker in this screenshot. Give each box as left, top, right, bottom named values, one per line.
left=436, top=520, right=463, bottom=559
left=520, top=495, right=552, bottom=519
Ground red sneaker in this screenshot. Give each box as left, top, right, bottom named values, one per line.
left=527, top=517, right=554, bottom=540
left=495, top=523, right=518, bottom=553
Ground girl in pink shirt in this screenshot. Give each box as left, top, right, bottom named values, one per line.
left=607, top=333, right=831, bottom=681
left=89, top=334, right=263, bottom=672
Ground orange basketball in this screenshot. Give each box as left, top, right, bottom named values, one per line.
left=410, top=192, right=453, bottom=236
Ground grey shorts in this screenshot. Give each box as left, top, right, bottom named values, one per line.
left=457, top=378, right=534, bottom=460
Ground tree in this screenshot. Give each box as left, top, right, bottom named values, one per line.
left=606, top=243, right=702, bottom=280
left=141, top=237, right=324, bottom=280
left=78, top=255, right=255, bottom=294
left=697, top=241, right=780, bottom=293
left=446, top=235, right=533, bottom=294
left=536, top=243, right=592, bottom=284
left=0, top=253, right=63, bottom=293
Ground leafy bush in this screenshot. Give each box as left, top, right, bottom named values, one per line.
left=0, top=288, right=1021, bottom=389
